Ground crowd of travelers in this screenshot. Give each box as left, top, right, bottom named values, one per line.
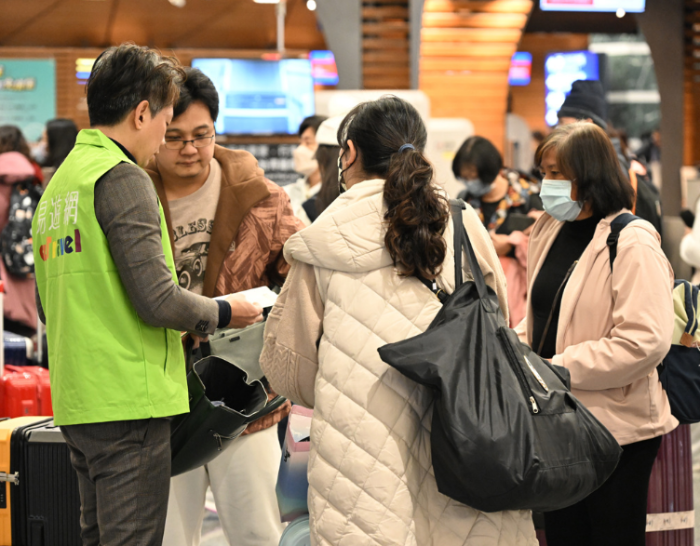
left=0, top=42, right=683, bottom=546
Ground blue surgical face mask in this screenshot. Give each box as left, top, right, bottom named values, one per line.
left=540, top=179, right=583, bottom=222
left=459, top=177, right=492, bottom=198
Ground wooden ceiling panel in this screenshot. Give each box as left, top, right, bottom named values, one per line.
left=0, top=0, right=325, bottom=50
left=419, top=0, right=534, bottom=152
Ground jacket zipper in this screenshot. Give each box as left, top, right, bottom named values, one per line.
left=497, top=329, right=539, bottom=414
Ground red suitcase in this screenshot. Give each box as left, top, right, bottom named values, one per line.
left=0, top=367, right=38, bottom=418
left=6, top=365, right=52, bottom=416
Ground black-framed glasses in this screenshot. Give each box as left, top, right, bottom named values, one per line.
left=163, top=135, right=215, bottom=150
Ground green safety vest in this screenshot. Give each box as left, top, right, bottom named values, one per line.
left=32, top=129, right=189, bottom=426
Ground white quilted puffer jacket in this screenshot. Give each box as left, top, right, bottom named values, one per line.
left=261, top=178, right=538, bottom=546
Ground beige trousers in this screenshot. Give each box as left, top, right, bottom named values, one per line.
left=163, top=425, right=284, bottom=546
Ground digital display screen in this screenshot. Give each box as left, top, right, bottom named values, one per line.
left=192, top=58, right=315, bottom=136
left=509, top=52, right=533, bottom=87
left=309, top=50, right=339, bottom=86
left=545, top=51, right=600, bottom=126
left=540, top=0, right=645, bottom=12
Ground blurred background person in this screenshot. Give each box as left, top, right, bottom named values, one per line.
left=286, top=115, right=326, bottom=222
left=0, top=125, right=44, bottom=338
left=0, top=150, right=40, bottom=337
left=299, top=114, right=342, bottom=224
left=0, top=125, right=44, bottom=185
left=38, top=118, right=79, bottom=185
left=452, top=135, right=542, bottom=326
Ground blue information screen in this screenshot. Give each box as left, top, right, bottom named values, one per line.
left=509, top=52, right=533, bottom=87
left=544, top=51, right=600, bottom=127
left=0, top=59, right=56, bottom=142
left=192, top=58, right=315, bottom=136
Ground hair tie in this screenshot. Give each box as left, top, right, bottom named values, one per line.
left=398, top=143, right=415, bottom=153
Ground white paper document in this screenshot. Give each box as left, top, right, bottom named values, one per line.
left=215, top=286, right=279, bottom=309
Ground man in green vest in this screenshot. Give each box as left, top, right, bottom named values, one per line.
left=32, top=44, right=262, bottom=546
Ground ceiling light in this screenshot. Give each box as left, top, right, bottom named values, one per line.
left=168, top=0, right=185, bottom=6
left=307, top=0, right=317, bottom=10
left=616, top=8, right=626, bottom=18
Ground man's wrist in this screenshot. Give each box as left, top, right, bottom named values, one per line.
left=216, top=300, right=232, bottom=329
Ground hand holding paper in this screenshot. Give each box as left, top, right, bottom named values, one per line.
left=224, top=294, right=263, bottom=329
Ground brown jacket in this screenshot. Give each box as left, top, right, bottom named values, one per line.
left=515, top=210, right=678, bottom=445
left=147, top=145, right=302, bottom=434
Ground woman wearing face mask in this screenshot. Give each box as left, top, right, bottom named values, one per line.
left=286, top=115, right=327, bottom=224
left=299, top=115, right=342, bottom=224
left=452, top=136, right=542, bottom=326
left=260, top=96, right=537, bottom=545
left=516, top=122, right=676, bottom=546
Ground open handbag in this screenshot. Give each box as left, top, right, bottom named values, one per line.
left=170, top=350, right=286, bottom=476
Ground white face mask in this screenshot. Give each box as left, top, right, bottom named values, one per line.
left=31, top=142, right=47, bottom=165
left=293, top=145, right=318, bottom=177
left=540, top=179, right=583, bottom=222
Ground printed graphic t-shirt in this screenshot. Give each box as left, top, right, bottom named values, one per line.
left=169, top=158, right=222, bottom=295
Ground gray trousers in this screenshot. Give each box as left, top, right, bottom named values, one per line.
left=61, top=418, right=171, bottom=546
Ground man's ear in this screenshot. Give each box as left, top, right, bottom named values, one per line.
left=133, top=100, right=150, bottom=130
left=346, top=140, right=358, bottom=166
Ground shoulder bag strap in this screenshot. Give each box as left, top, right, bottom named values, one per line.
left=536, top=259, right=578, bottom=357
left=449, top=199, right=490, bottom=305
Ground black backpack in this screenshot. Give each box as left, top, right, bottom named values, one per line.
left=1, top=179, right=43, bottom=278
left=608, top=213, right=699, bottom=424
left=377, top=201, right=622, bottom=512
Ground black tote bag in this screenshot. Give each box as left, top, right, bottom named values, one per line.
left=378, top=202, right=621, bottom=513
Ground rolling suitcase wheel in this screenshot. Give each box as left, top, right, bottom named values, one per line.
left=278, top=515, right=310, bottom=546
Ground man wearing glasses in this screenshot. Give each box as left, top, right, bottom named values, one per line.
left=146, top=67, right=300, bottom=546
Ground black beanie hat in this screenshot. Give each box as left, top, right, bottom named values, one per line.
left=557, top=80, right=608, bottom=130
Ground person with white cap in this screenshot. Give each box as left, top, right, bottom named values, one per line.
left=298, top=115, right=343, bottom=224
left=287, top=116, right=327, bottom=223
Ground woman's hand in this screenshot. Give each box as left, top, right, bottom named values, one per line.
left=490, top=232, right=513, bottom=257
left=524, top=210, right=545, bottom=236
left=225, top=294, right=263, bottom=329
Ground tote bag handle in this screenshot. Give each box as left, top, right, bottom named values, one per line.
left=450, top=200, right=493, bottom=309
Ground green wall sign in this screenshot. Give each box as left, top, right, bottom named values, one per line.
left=0, top=59, right=56, bottom=142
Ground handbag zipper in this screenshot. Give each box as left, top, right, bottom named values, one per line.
left=524, top=355, right=549, bottom=393
left=498, top=329, right=540, bottom=414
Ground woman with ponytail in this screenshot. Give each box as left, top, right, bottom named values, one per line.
left=260, top=96, right=537, bottom=545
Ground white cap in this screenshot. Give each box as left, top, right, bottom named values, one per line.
left=315, top=115, right=345, bottom=147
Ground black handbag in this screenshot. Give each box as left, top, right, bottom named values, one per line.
left=170, top=355, right=287, bottom=476
left=377, top=201, right=622, bottom=513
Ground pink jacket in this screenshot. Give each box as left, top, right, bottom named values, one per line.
left=516, top=211, right=678, bottom=445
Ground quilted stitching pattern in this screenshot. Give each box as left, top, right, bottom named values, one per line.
left=307, top=267, right=537, bottom=546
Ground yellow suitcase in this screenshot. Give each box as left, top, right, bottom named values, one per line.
left=0, top=417, right=53, bottom=545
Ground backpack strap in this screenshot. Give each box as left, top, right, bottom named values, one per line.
left=607, top=213, right=639, bottom=272
left=676, top=280, right=699, bottom=347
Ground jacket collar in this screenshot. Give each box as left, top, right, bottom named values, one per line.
left=529, top=209, right=645, bottom=347
left=147, top=144, right=270, bottom=297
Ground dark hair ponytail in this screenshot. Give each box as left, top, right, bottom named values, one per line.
left=337, top=96, right=449, bottom=279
